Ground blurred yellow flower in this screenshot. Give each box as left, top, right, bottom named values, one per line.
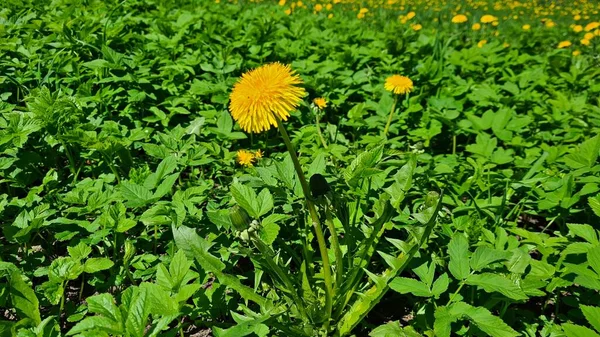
left=254, top=149, right=263, bottom=159
left=557, top=41, right=571, bottom=48
left=503, top=42, right=510, bottom=48
left=573, top=25, right=583, bottom=32
left=237, top=150, right=255, bottom=167
left=452, top=14, right=468, bottom=23
left=357, top=13, right=365, bottom=19
left=585, top=22, right=600, bottom=31
left=472, top=23, right=481, bottom=30
left=574, top=15, right=581, bottom=20
left=313, top=97, right=327, bottom=109
left=477, top=39, right=487, bottom=48
left=545, top=20, right=555, bottom=28
left=315, top=4, right=323, bottom=11
left=229, top=63, right=306, bottom=133
left=278, top=0, right=286, bottom=5
left=406, top=11, right=416, bottom=19
left=384, top=75, right=413, bottom=95
left=581, top=38, right=591, bottom=46
left=572, top=50, right=581, bottom=56
left=411, top=23, right=422, bottom=31
left=284, top=8, right=292, bottom=15
left=326, top=4, right=332, bottom=10
left=359, top=7, right=369, bottom=14
left=584, top=32, right=594, bottom=40
left=480, top=14, right=497, bottom=23
left=522, top=24, right=531, bottom=30
left=328, top=13, right=333, bottom=19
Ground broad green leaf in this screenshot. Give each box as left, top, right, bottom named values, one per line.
left=169, top=249, right=192, bottom=290
left=580, top=305, right=600, bottom=333
left=470, top=246, right=511, bottom=271
left=67, top=316, right=122, bottom=336
left=344, top=145, right=384, bottom=188
left=448, top=233, right=470, bottom=280
left=84, top=258, right=114, bottom=273
left=87, top=293, right=121, bottom=323
left=9, top=271, right=41, bottom=325
left=120, top=182, right=153, bottom=208
left=231, top=182, right=259, bottom=218
left=124, top=286, right=149, bottom=337
left=384, top=155, right=416, bottom=209
left=153, top=173, right=180, bottom=199
left=588, top=246, right=600, bottom=279
left=563, top=323, right=600, bottom=337
left=465, top=273, right=528, bottom=300
left=563, top=135, right=600, bottom=169
left=568, top=223, right=599, bottom=245
left=369, top=321, right=422, bottom=337
left=590, top=195, right=600, bottom=218
left=68, top=243, right=92, bottom=260
left=141, top=283, right=178, bottom=316
left=389, top=277, right=432, bottom=297
left=451, top=302, right=519, bottom=337
left=431, top=273, right=450, bottom=298
left=433, top=305, right=455, bottom=337
left=256, top=189, right=274, bottom=217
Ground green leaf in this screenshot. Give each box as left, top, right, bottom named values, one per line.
left=124, top=286, right=150, bottom=337
left=563, top=323, right=600, bottom=337
left=87, top=293, right=121, bottom=323
left=344, top=145, right=384, bottom=188
left=231, top=182, right=259, bottom=218
left=580, top=305, right=600, bottom=333
left=465, top=273, right=528, bottom=300
left=120, top=181, right=153, bottom=208
left=568, top=223, right=599, bottom=245
left=68, top=243, right=92, bottom=261
left=451, top=302, right=519, bottom=337
left=389, top=277, right=432, bottom=297
left=590, top=195, right=600, bottom=218
left=256, top=189, right=274, bottom=217
left=470, top=246, right=511, bottom=271
left=141, top=283, right=178, bottom=316
left=563, top=135, right=600, bottom=169
left=433, top=305, right=455, bottom=337
left=588, top=246, right=600, bottom=277
left=431, top=273, right=450, bottom=298
left=153, top=173, right=180, bottom=199
left=384, top=155, right=416, bottom=209
left=84, top=258, right=114, bottom=273
left=448, top=233, right=471, bottom=280
left=169, top=250, right=192, bottom=290
left=9, top=271, right=41, bottom=325
left=369, top=321, right=422, bottom=337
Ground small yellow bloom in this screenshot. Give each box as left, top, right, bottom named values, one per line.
left=492, top=21, right=499, bottom=26
left=477, top=39, right=487, bottom=48
left=359, top=7, right=369, bottom=14
left=384, top=75, right=413, bottom=95
left=296, top=0, right=303, bottom=7
left=284, top=8, right=292, bottom=15
left=480, top=14, right=497, bottom=23
left=584, top=32, right=594, bottom=40
left=313, top=97, right=327, bottom=109
left=503, top=42, right=510, bottom=48
left=315, top=4, right=323, bottom=11
left=278, top=0, right=286, bottom=5
left=585, top=22, right=600, bottom=31
left=254, top=149, right=263, bottom=159
left=545, top=20, right=555, bottom=28
left=326, top=4, right=332, bottom=10
left=229, top=63, right=306, bottom=133
left=572, top=50, right=581, bottom=56
left=328, top=13, right=333, bottom=19
left=522, top=24, right=531, bottom=30
left=574, top=14, right=581, bottom=20
left=357, top=12, right=365, bottom=19
left=237, top=150, right=255, bottom=167
left=452, top=14, right=468, bottom=23
left=406, top=11, right=416, bottom=20
left=573, top=25, right=583, bottom=32
left=411, top=23, right=422, bottom=31
left=472, top=23, right=481, bottom=30
left=581, top=38, right=591, bottom=46
left=557, top=41, right=571, bottom=48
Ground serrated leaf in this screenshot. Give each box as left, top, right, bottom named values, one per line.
left=389, top=277, right=432, bottom=297
left=120, top=181, right=153, bottom=208
left=568, top=223, right=599, bottom=245
left=259, top=222, right=280, bottom=246
left=9, top=271, right=41, bottom=325
left=448, top=233, right=470, bottom=280
left=465, top=273, right=528, bottom=300
left=433, top=305, right=455, bottom=337
left=451, top=302, right=519, bottom=337
left=84, top=258, right=114, bottom=273
left=431, top=273, right=450, bottom=297
left=470, top=246, right=511, bottom=271
left=590, top=195, right=600, bottom=218
left=344, top=145, right=384, bottom=188
left=256, top=188, right=274, bottom=217
left=581, top=305, right=600, bottom=333
left=231, top=182, right=259, bottom=218
left=562, top=323, right=600, bottom=337
left=384, top=155, right=416, bottom=209
left=153, top=173, right=180, bottom=199
left=588, top=246, right=600, bottom=276
left=369, top=321, right=422, bottom=337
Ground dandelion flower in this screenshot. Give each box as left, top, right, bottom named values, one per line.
left=584, top=32, right=594, bottom=40
left=557, top=41, right=571, bottom=48
left=384, top=75, right=413, bottom=95
left=315, top=4, right=322, bottom=12
left=472, top=23, right=481, bottom=30
left=480, top=14, right=497, bottom=23
left=572, top=50, right=581, bottom=56
left=522, top=24, right=531, bottom=30
left=278, top=0, right=286, bottom=5
left=406, top=11, right=416, bottom=20
left=581, top=38, right=590, bottom=46
left=585, top=22, right=600, bottom=31
left=313, top=97, right=327, bottom=109
left=411, top=23, right=422, bottom=31
left=237, top=150, right=255, bottom=167
left=573, top=25, right=583, bottom=32
left=229, top=63, right=306, bottom=133
left=545, top=20, right=555, bottom=28
left=254, top=149, right=263, bottom=159
left=477, top=39, right=487, bottom=48
left=452, top=14, right=468, bottom=23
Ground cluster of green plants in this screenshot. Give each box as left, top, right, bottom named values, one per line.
left=1, top=0, right=600, bottom=336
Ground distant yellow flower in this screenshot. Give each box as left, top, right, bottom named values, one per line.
left=229, top=63, right=306, bottom=133
left=477, top=39, right=487, bottom=48
left=585, top=22, right=600, bottom=31
left=359, top=7, right=369, bottom=14
left=411, top=23, right=422, bottom=31
left=278, top=0, right=286, bottom=5
left=406, top=11, right=416, bottom=19
left=472, top=23, right=481, bottom=30
left=574, top=15, right=581, bottom=21
left=572, top=50, right=581, bottom=56
left=237, top=150, right=254, bottom=167
left=384, top=75, right=413, bottom=95
left=492, top=21, right=499, bottom=26
left=254, top=149, right=263, bottom=159
left=480, top=14, right=497, bottom=23
left=573, top=25, right=583, bottom=32
left=313, top=97, right=327, bottom=109
left=326, top=4, right=332, bottom=10
left=522, top=24, right=531, bottom=30
left=284, top=8, right=292, bottom=15
left=584, top=32, right=594, bottom=40
left=357, top=12, right=365, bottom=19
left=503, top=42, right=510, bottom=48
left=557, top=41, right=571, bottom=48
left=328, top=13, right=333, bottom=19
left=581, top=38, right=591, bottom=46
left=452, top=14, right=468, bottom=23
left=545, top=20, right=555, bottom=28
left=315, top=4, right=323, bottom=11
left=296, top=1, right=303, bottom=7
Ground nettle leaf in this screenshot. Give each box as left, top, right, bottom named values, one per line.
left=580, top=305, right=600, bottom=333
left=384, top=155, right=416, bottom=209
left=465, top=273, right=528, bottom=301
left=231, top=182, right=259, bottom=218
left=470, top=246, right=511, bottom=271
left=84, top=258, right=114, bottom=273
left=448, top=233, right=471, bottom=280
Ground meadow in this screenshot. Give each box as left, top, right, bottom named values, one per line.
left=1, top=0, right=600, bottom=336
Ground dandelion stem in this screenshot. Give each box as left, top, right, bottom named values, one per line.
left=276, top=117, right=333, bottom=330
left=383, top=95, right=398, bottom=137
left=315, top=109, right=328, bottom=149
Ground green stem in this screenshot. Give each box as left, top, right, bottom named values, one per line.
left=276, top=118, right=333, bottom=330
left=452, top=134, right=457, bottom=155
left=101, top=151, right=121, bottom=183
left=383, top=95, right=398, bottom=137
left=315, top=109, right=328, bottom=149
left=325, top=207, right=343, bottom=293
left=79, top=275, right=85, bottom=302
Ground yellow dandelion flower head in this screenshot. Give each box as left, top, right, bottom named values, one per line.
left=477, top=39, right=487, bottom=48
left=573, top=25, right=583, bottom=32
left=328, top=13, right=333, bottom=19
left=585, top=22, right=600, bottom=31
left=472, top=23, right=481, bottom=30
left=359, top=7, right=369, bottom=14
left=480, top=14, right=497, bottom=23
left=384, top=75, right=414, bottom=95
left=229, top=63, right=306, bottom=133
left=545, top=20, right=556, bottom=28
left=557, top=41, right=571, bottom=48
left=572, top=50, right=581, bottom=56
left=254, top=149, right=263, bottom=159
left=452, top=14, right=468, bottom=23
left=237, top=150, right=255, bottom=167
left=581, top=38, right=591, bottom=46
left=411, top=23, right=422, bottom=31
left=313, top=97, right=327, bottom=109
left=584, top=32, right=594, bottom=40
left=522, top=24, right=531, bottom=30
left=406, top=11, right=416, bottom=19
left=278, top=0, right=286, bottom=5
left=315, top=4, right=323, bottom=11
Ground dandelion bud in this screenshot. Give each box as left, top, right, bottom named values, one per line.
left=230, top=205, right=252, bottom=231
